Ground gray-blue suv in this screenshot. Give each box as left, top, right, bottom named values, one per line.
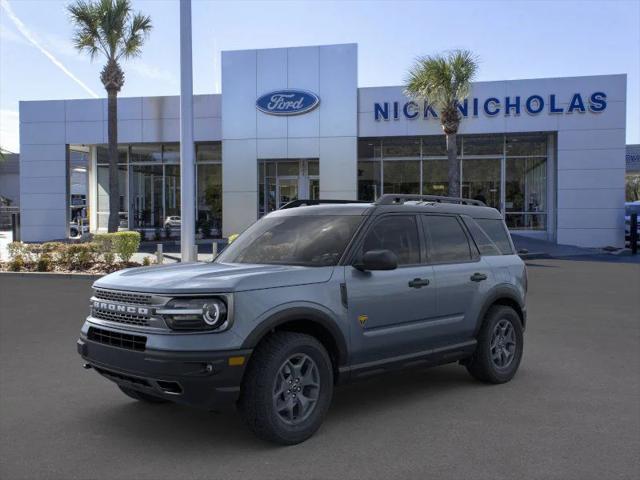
left=78, top=194, right=527, bottom=444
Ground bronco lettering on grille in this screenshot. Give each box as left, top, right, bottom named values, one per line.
left=92, top=300, right=149, bottom=316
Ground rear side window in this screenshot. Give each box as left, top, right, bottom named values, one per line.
left=474, top=218, right=514, bottom=255
left=361, top=215, right=420, bottom=265
left=463, top=218, right=502, bottom=256
left=423, top=215, right=472, bottom=263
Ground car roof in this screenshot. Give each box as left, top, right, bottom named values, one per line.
left=268, top=201, right=503, bottom=220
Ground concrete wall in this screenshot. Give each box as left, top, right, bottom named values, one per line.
left=221, top=44, right=358, bottom=236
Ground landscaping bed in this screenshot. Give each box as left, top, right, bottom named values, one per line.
left=0, top=231, right=153, bottom=274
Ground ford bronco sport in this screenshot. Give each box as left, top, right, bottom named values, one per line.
left=78, top=194, right=527, bottom=444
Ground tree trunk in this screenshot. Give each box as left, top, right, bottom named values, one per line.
left=107, top=90, right=120, bottom=233
left=446, top=132, right=460, bottom=197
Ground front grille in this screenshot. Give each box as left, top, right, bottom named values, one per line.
left=93, top=366, right=151, bottom=387
left=94, top=288, right=152, bottom=305
left=92, top=309, right=150, bottom=327
left=88, top=327, right=146, bottom=352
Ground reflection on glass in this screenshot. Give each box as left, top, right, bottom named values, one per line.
left=97, top=145, right=128, bottom=164
left=197, top=163, right=222, bottom=235
left=381, top=137, right=420, bottom=158
left=196, top=143, right=222, bottom=162
left=131, top=164, right=163, bottom=228
left=422, top=159, right=448, bottom=195
left=505, top=214, right=547, bottom=230
left=505, top=158, right=546, bottom=212
left=130, top=144, right=162, bottom=163
left=462, top=158, right=501, bottom=209
left=357, top=161, right=381, bottom=201
left=164, top=165, right=181, bottom=219
left=421, top=136, right=447, bottom=156
left=463, top=135, right=503, bottom=156
left=384, top=160, right=420, bottom=195
left=506, top=133, right=547, bottom=156
left=97, top=164, right=128, bottom=229
left=163, top=144, right=180, bottom=163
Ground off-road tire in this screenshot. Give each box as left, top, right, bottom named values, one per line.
left=466, top=305, right=523, bottom=384
left=239, top=331, right=334, bottom=445
left=118, top=385, right=168, bottom=404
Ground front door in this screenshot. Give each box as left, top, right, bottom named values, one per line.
left=345, top=214, right=438, bottom=365
left=259, top=159, right=319, bottom=215
left=277, top=178, right=298, bottom=206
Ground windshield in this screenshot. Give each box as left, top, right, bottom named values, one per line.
left=216, top=215, right=363, bottom=266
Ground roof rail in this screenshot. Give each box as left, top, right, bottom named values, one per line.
left=375, top=194, right=486, bottom=207
left=279, top=199, right=369, bottom=209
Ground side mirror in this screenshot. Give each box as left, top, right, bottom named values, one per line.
left=354, top=249, right=398, bottom=271
left=517, top=248, right=529, bottom=255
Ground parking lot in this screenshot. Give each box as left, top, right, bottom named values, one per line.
left=1, top=258, right=639, bottom=480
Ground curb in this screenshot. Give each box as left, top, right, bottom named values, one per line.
left=0, top=271, right=103, bottom=280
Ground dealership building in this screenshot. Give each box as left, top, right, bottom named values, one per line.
left=19, top=43, right=627, bottom=247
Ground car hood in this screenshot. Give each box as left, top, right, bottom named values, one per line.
left=93, top=262, right=335, bottom=294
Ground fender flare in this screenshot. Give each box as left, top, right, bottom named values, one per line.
left=474, top=284, right=526, bottom=335
left=241, top=306, right=349, bottom=366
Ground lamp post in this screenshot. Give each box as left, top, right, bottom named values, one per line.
left=179, top=0, right=196, bottom=262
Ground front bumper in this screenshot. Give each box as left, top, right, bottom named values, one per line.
left=77, top=333, right=252, bottom=411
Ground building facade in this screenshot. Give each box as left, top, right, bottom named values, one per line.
left=19, top=43, right=627, bottom=247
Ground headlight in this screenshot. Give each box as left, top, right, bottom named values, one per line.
left=157, top=297, right=229, bottom=331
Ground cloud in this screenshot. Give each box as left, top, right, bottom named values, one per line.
left=0, top=110, right=19, bottom=153
left=128, top=61, right=178, bottom=86
left=0, top=0, right=99, bottom=98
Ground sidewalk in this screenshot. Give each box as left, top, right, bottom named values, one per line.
left=511, top=234, right=638, bottom=263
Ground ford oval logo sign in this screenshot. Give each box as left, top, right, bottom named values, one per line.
left=256, top=90, right=320, bottom=116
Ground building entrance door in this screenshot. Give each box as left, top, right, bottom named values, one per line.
left=259, top=159, right=319, bottom=216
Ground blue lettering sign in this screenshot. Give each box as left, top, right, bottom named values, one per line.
left=484, top=97, right=501, bottom=116
left=568, top=93, right=586, bottom=113
left=256, top=90, right=320, bottom=116
left=374, top=102, right=389, bottom=121
left=403, top=101, right=419, bottom=119
left=393, top=101, right=400, bottom=120
left=505, top=96, right=521, bottom=116
left=424, top=103, right=438, bottom=118
left=457, top=99, right=468, bottom=117
left=525, top=95, right=544, bottom=114
left=589, top=92, right=607, bottom=112
left=549, top=94, right=564, bottom=114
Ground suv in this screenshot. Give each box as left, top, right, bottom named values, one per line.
left=78, top=195, right=527, bottom=444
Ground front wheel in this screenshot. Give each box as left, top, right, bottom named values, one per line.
left=239, top=332, right=334, bottom=445
left=466, top=305, right=524, bottom=384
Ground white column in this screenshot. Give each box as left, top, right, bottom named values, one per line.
left=179, top=0, right=196, bottom=261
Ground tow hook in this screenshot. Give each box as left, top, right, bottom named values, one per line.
left=83, top=363, right=92, bottom=370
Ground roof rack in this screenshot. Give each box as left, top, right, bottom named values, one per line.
left=375, top=194, right=486, bottom=207
left=279, top=199, right=369, bottom=209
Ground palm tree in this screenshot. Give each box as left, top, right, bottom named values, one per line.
left=68, top=0, right=152, bottom=232
left=405, top=50, right=478, bottom=198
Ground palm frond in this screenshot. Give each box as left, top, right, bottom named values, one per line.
left=405, top=49, right=478, bottom=111
left=118, top=12, right=152, bottom=60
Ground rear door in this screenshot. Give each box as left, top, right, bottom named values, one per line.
left=421, top=214, right=492, bottom=346
left=345, top=214, right=437, bottom=364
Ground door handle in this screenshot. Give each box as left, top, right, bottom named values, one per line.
left=408, top=278, right=430, bottom=288
left=470, top=272, right=488, bottom=282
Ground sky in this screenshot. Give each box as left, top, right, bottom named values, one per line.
left=1, top=0, right=639, bottom=153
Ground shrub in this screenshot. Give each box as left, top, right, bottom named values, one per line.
left=8, top=255, right=25, bottom=271
left=142, top=256, right=152, bottom=266
left=58, top=243, right=99, bottom=270
left=7, top=242, right=28, bottom=261
left=94, top=233, right=114, bottom=264
left=36, top=254, right=53, bottom=272
left=112, top=231, right=140, bottom=263
left=138, top=229, right=147, bottom=242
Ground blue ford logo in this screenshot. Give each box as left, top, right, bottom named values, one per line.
left=256, top=89, right=320, bottom=116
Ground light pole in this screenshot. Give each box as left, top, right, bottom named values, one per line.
left=179, top=0, right=196, bottom=262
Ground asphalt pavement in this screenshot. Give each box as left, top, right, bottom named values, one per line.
left=1, top=258, right=639, bottom=480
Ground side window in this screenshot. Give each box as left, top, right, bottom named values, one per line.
left=361, top=215, right=420, bottom=265
left=475, top=218, right=514, bottom=255
left=423, top=215, right=472, bottom=263
left=463, top=217, right=502, bottom=256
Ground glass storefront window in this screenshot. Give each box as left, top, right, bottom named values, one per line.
left=422, top=159, right=448, bottom=195
left=163, top=144, right=180, bottom=163
left=463, top=135, right=503, bottom=156
left=197, top=163, right=222, bottom=236
left=505, top=156, right=547, bottom=230
left=130, top=144, right=162, bottom=163
left=164, top=164, right=181, bottom=220
left=462, top=158, right=502, bottom=209
left=421, top=136, right=447, bottom=157
left=358, top=139, right=380, bottom=160
left=196, top=143, right=222, bottom=162
left=357, top=161, right=381, bottom=201
left=383, top=160, right=420, bottom=195
left=130, top=164, right=163, bottom=228
left=381, top=137, right=420, bottom=159
left=97, top=164, right=128, bottom=229
left=97, top=145, right=127, bottom=164
left=506, top=133, right=547, bottom=156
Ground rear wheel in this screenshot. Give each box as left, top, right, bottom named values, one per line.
left=466, top=305, right=523, bottom=384
left=239, top=331, right=334, bottom=445
left=118, top=385, right=168, bottom=404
